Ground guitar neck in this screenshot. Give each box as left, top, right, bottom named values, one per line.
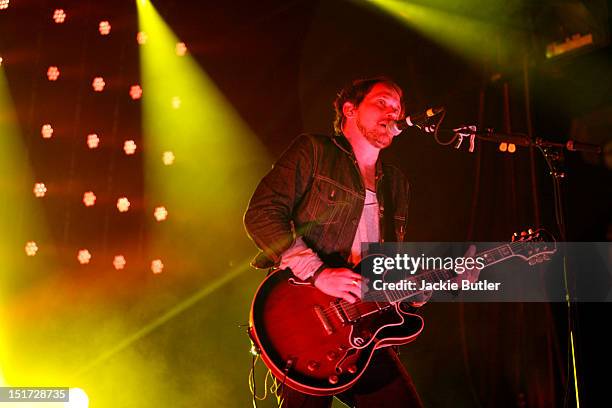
left=381, top=243, right=516, bottom=303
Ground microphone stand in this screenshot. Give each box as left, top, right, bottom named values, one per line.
left=433, top=127, right=602, bottom=155
left=427, top=125, right=603, bottom=406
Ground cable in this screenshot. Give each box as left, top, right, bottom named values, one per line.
left=428, top=111, right=460, bottom=146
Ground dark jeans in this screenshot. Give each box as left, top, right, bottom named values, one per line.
left=275, top=348, right=424, bottom=408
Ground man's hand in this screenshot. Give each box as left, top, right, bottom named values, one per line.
left=314, top=267, right=363, bottom=303
left=409, top=290, right=432, bottom=308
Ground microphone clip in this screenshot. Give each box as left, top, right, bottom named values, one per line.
left=453, top=125, right=477, bottom=153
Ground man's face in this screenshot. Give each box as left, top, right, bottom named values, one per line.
left=353, top=83, right=402, bottom=149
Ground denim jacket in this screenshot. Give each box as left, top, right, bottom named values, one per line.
left=244, top=133, right=410, bottom=270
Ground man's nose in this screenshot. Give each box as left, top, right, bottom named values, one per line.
left=385, top=110, right=399, bottom=120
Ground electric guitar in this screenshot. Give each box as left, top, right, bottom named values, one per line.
left=248, top=229, right=556, bottom=396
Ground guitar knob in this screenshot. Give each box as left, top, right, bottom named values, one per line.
left=347, top=365, right=357, bottom=374
left=326, top=351, right=338, bottom=361
left=307, top=361, right=320, bottom=372
left=328, top=375, right=339, bottom=385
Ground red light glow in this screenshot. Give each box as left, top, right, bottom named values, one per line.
left=47, top=66, right=60, bottom=81
left=25, top=241, right=38, bottom=256
left=123, top=140, right=137, bottom=155
left=99, top=21, right=111, bottom=35
left=113, top=255, right=126, bottom=270
left=33, top=183, right=47, bottom=198
left=83, top=191, right=96, bottom=207
left=53, top=9, right=66, bottom=23
left=87, top=133, right=99, bottom=148
left=41, top=124, right=54, bottom=138
left=117, top=197, right=130, bottom=212
left=77, top=249, right=92, bottom=264
left=151, top=259, right=164, bottom=274
left=92, top=77, right=105, bottom=92
left=154, top=206, right=168, bottom=221
left=129, top=85, right=142, bottom=100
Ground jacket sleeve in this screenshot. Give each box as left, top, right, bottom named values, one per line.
left=244, top=134, right=318, bottom=269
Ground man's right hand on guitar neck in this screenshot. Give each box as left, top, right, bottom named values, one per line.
left=313, top=267, right=364, bottom=304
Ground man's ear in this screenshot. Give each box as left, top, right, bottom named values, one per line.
left=342, top=101, right=356, bottom=118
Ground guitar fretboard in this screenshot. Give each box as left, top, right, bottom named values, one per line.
left=349, top=242, right=532, bottom=307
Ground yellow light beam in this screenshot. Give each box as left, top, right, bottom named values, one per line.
left=136, top=0, right=270, bottom=270
left=72, top=258, right=253, bottom=379
left=0, top=62, right=53, bottom=387
left=364, top=0, right=524, bottom=64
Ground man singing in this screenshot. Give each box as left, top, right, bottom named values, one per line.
left=245, top=77, right=468, bottom=406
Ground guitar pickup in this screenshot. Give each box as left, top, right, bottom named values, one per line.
left=313, top=305, right=334, bottom=335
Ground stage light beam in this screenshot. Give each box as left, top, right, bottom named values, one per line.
left=66, top=387, right=89, bottom=408
left=363, top=0, right=524, bottom=64
left=137, top=0, right=271, bottom=272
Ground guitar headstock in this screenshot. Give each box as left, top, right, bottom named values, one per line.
left=510, top=228, right=557, bottom=265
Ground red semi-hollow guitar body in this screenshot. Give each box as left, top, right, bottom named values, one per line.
left=249, top=269, right=424, bottom=396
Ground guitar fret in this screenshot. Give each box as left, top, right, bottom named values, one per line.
left=368, top=240, right=555, bottom=305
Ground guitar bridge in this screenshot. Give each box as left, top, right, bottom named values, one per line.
left=313, top=305, right=334, bottom=335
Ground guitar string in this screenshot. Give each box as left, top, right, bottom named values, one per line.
left=317, top=241, right=553, bottom=318
left=256, top=242, right=554, bottom=333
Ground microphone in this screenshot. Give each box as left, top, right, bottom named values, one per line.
left=565, top=140, right=602, bottom=154
left=387, top=106, right=445, bottom=136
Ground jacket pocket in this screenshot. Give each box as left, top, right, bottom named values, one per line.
left=305, top=176, right=350, bottom=225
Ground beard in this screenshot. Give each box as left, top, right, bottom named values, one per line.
left=356, top=117, right=393, bottom=149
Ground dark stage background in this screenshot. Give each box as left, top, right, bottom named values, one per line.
left=1, top=1, right=611, bottom=407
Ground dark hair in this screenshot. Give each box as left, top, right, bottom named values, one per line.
left=333, top=76, right=404, bottom=135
